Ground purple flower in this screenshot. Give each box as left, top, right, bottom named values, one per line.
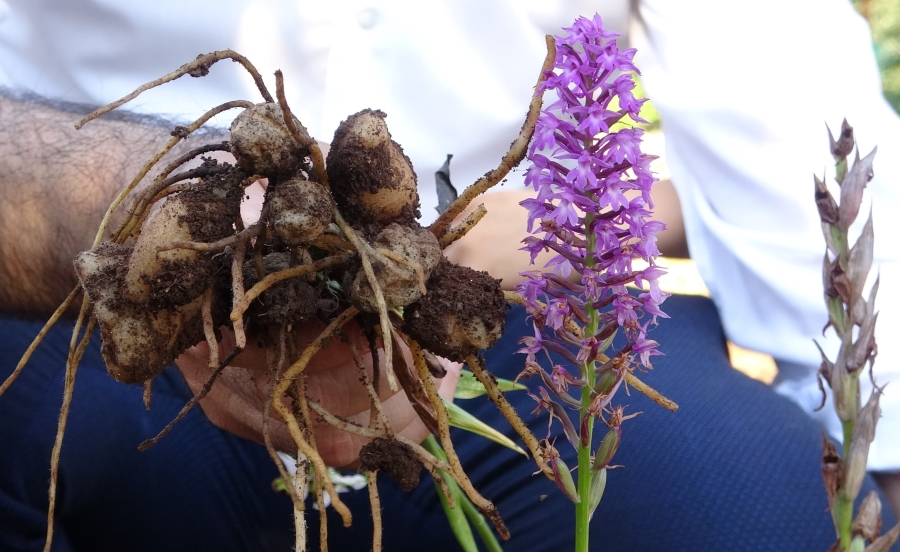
left=515, top=14, right=667, bottom=473
left=533, top=113, right=561, bottom=151
left=632, top=322, right=663, bottom=367
left=601, top=128, right=644, bottom=165
left=565, top=150, right=598, bottom=190
left=573, top=102, right=618, bottom=135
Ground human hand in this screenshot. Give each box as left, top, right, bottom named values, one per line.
left=175, top=319, right=460, bottom=468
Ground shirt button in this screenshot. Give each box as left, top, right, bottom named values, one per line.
left=357, top=7, right=377, bottom=29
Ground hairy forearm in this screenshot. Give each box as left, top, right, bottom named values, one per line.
left=0, top=92, right=225, bottom=316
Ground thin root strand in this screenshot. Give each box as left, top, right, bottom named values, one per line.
left=274, top=70, right=330, bottom=189
left=76, top=51, right=271, bottom=130
left=138, top=347, right=242, bottom=452
left=438, top=204, right=487, bottom=249
left=367, top=471, right=383, bottom=552
left=332, top=210, right=397, bottom=392
left=156, top=224, right=262, bottom=254
left=0, top=286, right=79, bottom=398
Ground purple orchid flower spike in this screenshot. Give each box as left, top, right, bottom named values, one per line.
left=512, top=14, right=672, bottom=550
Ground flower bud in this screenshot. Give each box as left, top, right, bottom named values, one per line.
left=846, top=211, right=874, bottom=301
left=838, top=148, right=876, bottom=230
left=549, top=455, right=580, bottom=503
left=815, top=175, right=840, bottom=226
left=851, top=490, right=882, bottom=542
left=593, top=426, right=621, bottom=471
left=588, top=468, right=607, bottom=520
left=844, top=389, right=882, bottom=499
left=821, top=433, right=841, bottom=509
left=594, top=369, right=619, bottom=396
left=828, top=119, right=855, bottom=160
left=831, top=360, right=857, bottom=423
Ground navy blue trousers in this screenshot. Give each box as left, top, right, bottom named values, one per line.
left=2, top=295, right=897, bottom=551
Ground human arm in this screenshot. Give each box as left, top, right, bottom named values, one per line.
left=0, top=91, right=223, bottom=316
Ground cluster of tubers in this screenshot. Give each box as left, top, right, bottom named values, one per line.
left=10, top=46, right=559, bottom=552
left=75, top=104, right=504, bottom=386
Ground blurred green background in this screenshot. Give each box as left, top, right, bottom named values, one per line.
left=853, top=0, right=900, bottom=114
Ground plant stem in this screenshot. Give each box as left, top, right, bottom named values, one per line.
left=575, top=217, right=601, bottom=552
left=836, top=490, right=854, bottom=551
left=575, top=384, right=594, bottom=552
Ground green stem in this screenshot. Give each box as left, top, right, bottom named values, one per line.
left=575, top=215, right=600, bottom=552
left=575, top=385, right=594, bottom=552
left=837, top=373, right=858, bottom=550
left=836, top=490, right=854, bottom=551
left=461, top=493, right=505, bottom=552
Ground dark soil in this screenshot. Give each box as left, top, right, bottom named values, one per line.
left=404, top=259, right=507, bottom=362
left=358, top=437, right=421, bottom=492
left=177, top=160, right=245, bottom=244
left=142, top=257, right=211, bottom=311
left=242, top=252, right=317, bottom=327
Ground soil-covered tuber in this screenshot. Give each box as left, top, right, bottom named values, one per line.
left=326, top=109, right=419, bottom=229
left=75, top=242, right=208, bottom=384
left=266, top=177, right=334, bottom=247
left=123, top=163, right=244, bottom=306
left=404, top=259, right=507, bottom=363
left=345, top=223, right=442, bottom=312
left=230, top=102, right=311, bottom=177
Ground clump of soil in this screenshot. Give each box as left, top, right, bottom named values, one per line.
left=242, top=252, right=317, bottom=327
left=404, top=259, right=507, bottom=362
left=359, top=437, right=421, bottom=492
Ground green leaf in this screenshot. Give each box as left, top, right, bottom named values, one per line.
left=454, top=369, right=526, bottom=399
left=588, top=468, right=608, bottom=520
left=271, top=477, right=289, bottom=494
left=828, top=295, right=847, bottom=335
left=830, top=224, right=847, bottom=256
left=460, top=491, right=505, bottom=552
left=422, top=436, right=479, bottom=552
left=445, top=398, right=527, bottom=456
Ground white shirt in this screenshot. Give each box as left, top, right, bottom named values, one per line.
left=2, top=0, right=898, bottom=469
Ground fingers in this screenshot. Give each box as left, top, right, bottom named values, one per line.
left=239, top=178, right=266, bottom=226
left=176, top=325, right=462, bottom=467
